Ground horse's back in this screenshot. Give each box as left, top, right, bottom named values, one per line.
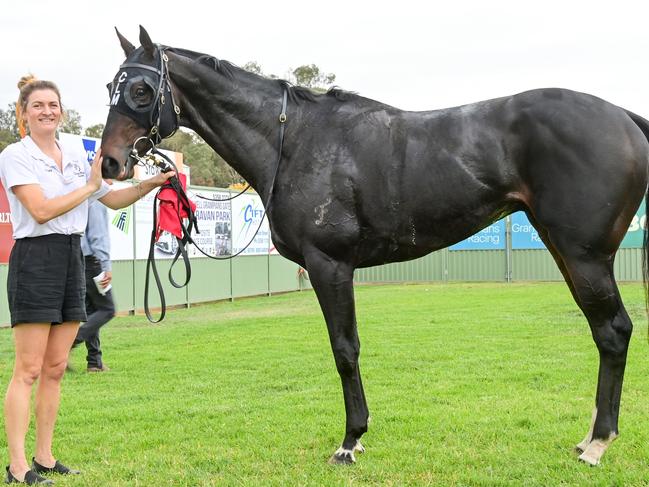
left=504, top=88, right=648, bottom=253
left=273, top=87, right=648, bottom=266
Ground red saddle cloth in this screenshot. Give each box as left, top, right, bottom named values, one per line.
left=155, top=173, right=196, bottom=241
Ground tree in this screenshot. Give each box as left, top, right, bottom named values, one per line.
left=0, top=103, right=18, bottom=136
left=159, top=130, right=244, bottom=188
left=60, top=108, right=82, bottom=135
left=242, top=61, right=263, bottom=75
left=123, top=61, right=337, bottom=187
left=245, top=60, right=335, bottom=91
left=0, top=130, right=16, bottom=153
left=0, top=103, right=19, bottom=153
left=84, top=124, right=104, bottom=138
left=291, top=64, right=336, bottom=91
left=154, top=61, right=337, bottom=187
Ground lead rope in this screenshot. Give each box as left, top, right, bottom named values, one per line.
left=142, top=88, right=288, bottom=322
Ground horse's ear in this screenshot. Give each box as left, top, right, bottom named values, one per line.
left=115, top=28, right=135, bottom=57
left=139, top=25, right=155, bottom=57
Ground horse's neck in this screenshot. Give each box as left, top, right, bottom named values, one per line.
left=170, top=56, right=284, bottom=199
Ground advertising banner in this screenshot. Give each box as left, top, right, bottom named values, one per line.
left=133, top=191, right=170, bottom=259
left=511, top=212, right=545, bottom=249
left=186, top=189, right=232, bottom=257
left=231, top=194, right=269, bottom=255
left=0, top=182, right=13, bottom=263
left=60, top=134, right=137, bottom=260
left=105, top=181, right=135, bottom=260
left=621, top=203, right=647, bottom=248
left=511, top=205, right=647, bottom=250
left=449, top=220, right=505, bottom=250
left=58, top=133, right=187, bottom=260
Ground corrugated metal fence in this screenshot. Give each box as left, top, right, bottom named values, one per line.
left=0, top=234, right=642, bottom=326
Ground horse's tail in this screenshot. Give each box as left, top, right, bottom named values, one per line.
left=624, top=109, right=649, bottom=324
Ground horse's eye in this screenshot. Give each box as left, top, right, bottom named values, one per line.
left=130, top=83, right=152, bottom=106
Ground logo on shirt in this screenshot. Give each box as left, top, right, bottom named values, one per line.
left=112, top=209, right=131, bottom=234
left=70, top=162, right=85, bottom=178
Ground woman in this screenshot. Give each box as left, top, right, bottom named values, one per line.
left=0, top=75, right=174, bottom=484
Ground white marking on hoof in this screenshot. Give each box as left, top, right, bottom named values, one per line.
left=578, top=433, right=617, bottom=466
left=354, top=440, right=365, bottom=454
left=328, top=447, right=356, bottom=465
left=575, top=407, right=597, bottom=453
left=575, top=439, right=589, bottom=454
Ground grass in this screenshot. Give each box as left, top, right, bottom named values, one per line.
left=0, top=282, right=648, bottom=486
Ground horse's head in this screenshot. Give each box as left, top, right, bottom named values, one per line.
left=101, top=26, right=179, bottom=179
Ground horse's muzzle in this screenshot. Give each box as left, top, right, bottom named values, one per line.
left=102, top=155, right=124, bottom=179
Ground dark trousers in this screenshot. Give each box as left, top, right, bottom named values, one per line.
left=75, top=256, right=115, bottom=368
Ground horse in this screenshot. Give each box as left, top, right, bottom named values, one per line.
left=100, top=26, right=649, bottom=466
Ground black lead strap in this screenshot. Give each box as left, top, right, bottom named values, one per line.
left=143, top=154, right=195, bottom=323
left=142, top=87, right=288, bottom=323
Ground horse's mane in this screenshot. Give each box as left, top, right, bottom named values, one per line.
left=167, top=46, right=357, bottom=105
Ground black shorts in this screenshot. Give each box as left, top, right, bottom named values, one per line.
left=7, top=234, right=87, bottom=327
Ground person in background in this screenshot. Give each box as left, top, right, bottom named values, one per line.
left=72, top=195, right=115, bottom=373
left=0, top=74, right=175, bottom=484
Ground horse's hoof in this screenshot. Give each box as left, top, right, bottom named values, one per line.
left=328, top=447, right=356, bottom=465
left=574, top=440, right=588, bottom=454
left=577, top=435, right=617, bottom=466
left=578, top=451, right=600, bottom=466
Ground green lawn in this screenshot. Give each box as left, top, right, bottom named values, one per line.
left=0, top=282, right=648, bottom=486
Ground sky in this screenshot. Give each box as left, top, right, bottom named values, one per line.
left=2, top=0, right=649, bottom=130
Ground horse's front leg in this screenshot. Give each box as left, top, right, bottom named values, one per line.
left=305, top=249, right=368, bottom=464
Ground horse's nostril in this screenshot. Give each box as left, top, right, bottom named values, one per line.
left=102, top=156, right=122, bottom=179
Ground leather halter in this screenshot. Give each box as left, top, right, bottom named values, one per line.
left=108, top=45, right=180, bottom=143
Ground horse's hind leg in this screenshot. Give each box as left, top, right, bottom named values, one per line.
left=304, top=248, right=369, bottom=464
left=526, top=217, right=619, bottom=460
left=551, top=249, right=633, bottom=465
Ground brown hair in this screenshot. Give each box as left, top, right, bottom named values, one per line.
left=16, top=74, right=64, bottom=138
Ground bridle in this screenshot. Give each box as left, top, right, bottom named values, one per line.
left=108, top=44, right=180, bottom=145
left=107, top=46, right=289, bottom=322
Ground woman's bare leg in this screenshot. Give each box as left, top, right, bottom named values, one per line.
left=4, top=324, right=50, bottom=481
left=34, top=322, right=79, bottom=467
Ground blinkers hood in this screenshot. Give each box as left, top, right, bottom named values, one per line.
left=107, top=45, right=179, bottom=141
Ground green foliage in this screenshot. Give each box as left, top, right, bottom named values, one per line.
left=244, top=60, right=336, bottom=91
left=159, top=130, right=244, bottom=188
left=0, top=103, right=18, bottom=136
left=0, top=130, right=16, bottom=153
left=60, top=108, right=82, bottom=135
left=0, top=103, right=19, bottom=152
left=0, top=282, right=647, bottom=485
left=291, top=63, right=336, bottom=90
left=99, top=60, right=336, bottom=185
left=84, top=123, right=104, bottom=138
left=242, top=61, right=263, bottom=75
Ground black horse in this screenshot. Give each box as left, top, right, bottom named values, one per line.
left=101, top=26, right=649, bottom=466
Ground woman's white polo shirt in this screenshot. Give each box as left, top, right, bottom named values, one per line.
left=0, top=136, right=111, bottom=239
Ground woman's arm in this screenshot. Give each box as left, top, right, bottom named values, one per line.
left=99, top=171, right=176, bottom=210
left=12, top=150, right=104, bottom=224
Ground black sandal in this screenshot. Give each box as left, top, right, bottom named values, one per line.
left=31, top=459, right=80, bottom=476
left=4, top=466, right=53, bottom=485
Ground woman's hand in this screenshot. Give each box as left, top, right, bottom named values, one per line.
left=87, top=149, right=103, bottom=192
left=99, top=168, right=177, bottom=210
left=147, top=170, right=177, bottom=188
